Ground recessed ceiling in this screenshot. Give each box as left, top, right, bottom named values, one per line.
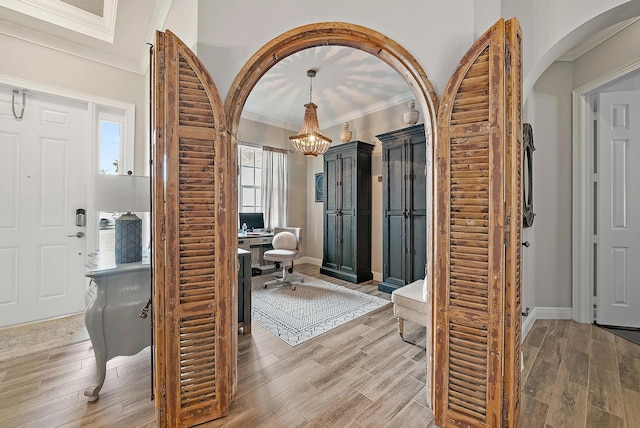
left=243, top=45, right=414, bottom=131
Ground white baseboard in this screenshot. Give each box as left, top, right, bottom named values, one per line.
left=297, top=257, right=382, bottom=282
left=535, top=307, right=572, bottom=319
left=522, top=306, right=572, bottom=340
left=298, top=256, right=321, bottom=266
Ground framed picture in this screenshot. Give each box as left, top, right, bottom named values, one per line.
left=314, top=172, right=324, bottom=203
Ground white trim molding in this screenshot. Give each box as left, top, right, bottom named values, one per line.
left=0, top=0, right=117, bottom=42
left=571, top=58, right=640, bottom=325
left=522, top=307, right=573, bottom=340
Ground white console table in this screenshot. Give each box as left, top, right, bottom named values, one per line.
left=84, top=262, right=151, bottom=402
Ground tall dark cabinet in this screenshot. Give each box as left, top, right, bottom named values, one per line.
left=377, top=124, right=427, bottom=293
left=320, top=140, right=374, bottom=283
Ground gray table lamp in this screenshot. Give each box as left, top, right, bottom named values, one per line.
left=94, top=172, right=150, bottom=264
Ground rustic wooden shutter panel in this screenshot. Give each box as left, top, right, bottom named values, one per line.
left=435, top=18, right=522, bottom=428
left=153, top=30, right=233, bottom=427
left=502, top=18, right=523, bottom=428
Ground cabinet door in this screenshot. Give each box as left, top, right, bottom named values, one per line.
left=383, top=143, right=406, bottom=286
left=339, top=152, right=355, bottom=273
left=407, top=139, right=428, bottom=282
left=323, top=154, right=339, bottom=269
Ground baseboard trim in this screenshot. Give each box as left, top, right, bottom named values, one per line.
left=298, top=256, right=321, bottom=266
left=522, top=306, right=572, bottom=340
left=298, top=258, right=382, bottom=282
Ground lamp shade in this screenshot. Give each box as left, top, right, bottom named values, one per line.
left=94, top=174, right=150, bottom=213
left=94, top=173, right=150, bottom=265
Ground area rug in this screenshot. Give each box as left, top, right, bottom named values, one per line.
left=251, top=272, right=390, bottom=346
left=0, top=313, right=89, bottom=363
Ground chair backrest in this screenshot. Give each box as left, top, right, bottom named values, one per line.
left=273, top=227, right=301, bottom=251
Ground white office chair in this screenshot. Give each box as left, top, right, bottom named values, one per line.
left=263, top=227, right=303, bottom=290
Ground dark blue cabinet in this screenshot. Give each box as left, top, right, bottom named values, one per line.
left=377, top=124, right=427, bottom=293
left=320, top=140, right=374, bottom=283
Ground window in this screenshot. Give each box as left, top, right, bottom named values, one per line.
left=239, top=145, right=262, bottom=213
left=95, top=107, right=129, bottom=261
left=99, top=119, right=122, bottom=174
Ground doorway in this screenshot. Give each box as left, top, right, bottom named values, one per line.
left=573, top=64, right=640, bottom=327
left=224, top=21, right=439, bottom=400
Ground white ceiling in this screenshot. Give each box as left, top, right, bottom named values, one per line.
left=0, top=0, right=633, bottom=131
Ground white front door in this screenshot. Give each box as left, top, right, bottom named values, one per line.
left=0, top=88, right=88, bottom=327
left=596, top=90, right=640, bottom=328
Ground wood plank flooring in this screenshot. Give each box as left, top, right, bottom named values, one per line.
left=0, top=264, right=434, bottom=427
left=520, top=319, right=640, bottom=428
left=2, top=264, right=639, bottom=427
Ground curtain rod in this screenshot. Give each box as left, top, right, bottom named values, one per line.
left=238, top=140, right=293, bottom=154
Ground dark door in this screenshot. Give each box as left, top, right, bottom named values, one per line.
left=339, top=151, right=355, bottom=274
left=323, top=152, right=339, bottom=270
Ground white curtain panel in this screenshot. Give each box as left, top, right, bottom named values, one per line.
left=261, top=148, right=288, bottom=230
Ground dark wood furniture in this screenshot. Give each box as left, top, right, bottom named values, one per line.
left=377, top=124, right=427, bottom=294
left=320, top=140, right=374, bottom=283
left=237, top=249, right=252, bottom=334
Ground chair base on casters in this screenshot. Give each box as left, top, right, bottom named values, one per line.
left=263, top=262, right=303, bottom=291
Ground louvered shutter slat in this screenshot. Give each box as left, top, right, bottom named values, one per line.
left=153, top=30, right=232, bottom=427
left=435, top=18, right=523, bottom=428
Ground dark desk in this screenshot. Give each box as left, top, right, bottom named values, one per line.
left=238, top=232, right=274, bottom=268
left=237, top=248, right=252, bottom=334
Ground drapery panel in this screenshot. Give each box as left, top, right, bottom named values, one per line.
left=261, top=148, right=288, bottom=229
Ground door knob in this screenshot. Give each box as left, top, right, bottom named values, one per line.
left=68, top=231, right=85, bottom=238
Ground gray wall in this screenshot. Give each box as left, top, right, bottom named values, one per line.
left=524, top=62, right=574, bottom=309
left=304, top=102, right=416, bottom=279
left=237, top=118, right=308, bottom=250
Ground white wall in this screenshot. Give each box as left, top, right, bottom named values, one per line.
left=503, top=0, right=640, bottom=97
left=573, top=18, right=640, bottom=89
left=0, top=33, right=147, bottom=173
left=196, top=0, right=476, bottom=101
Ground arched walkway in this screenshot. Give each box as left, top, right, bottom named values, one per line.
left=223, top=21, right=440, bottom=406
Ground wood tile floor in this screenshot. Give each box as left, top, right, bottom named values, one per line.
left=0, top=264, right=434, bottom=427
left=3, top=264, right=638, bottom=427
left=520, top=319, right=640, bottom=428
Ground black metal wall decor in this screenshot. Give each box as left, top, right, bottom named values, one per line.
left=523, top=123, right=535, bottom=227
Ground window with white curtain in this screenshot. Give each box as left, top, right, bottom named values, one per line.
left=261, top=147, right=288, bottom=230
left=238, top=143, right=288, bottom=230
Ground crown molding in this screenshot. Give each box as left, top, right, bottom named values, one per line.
left=323, top=91, right=415, bottom=129
left=241, top=91, right=417, bottom=131
left=240, top=110, right=300, bottom=132
left=0, top=17, right=142, bottom=73
left=557, top=17, right=640, bottom=61
left=0, top=0, right=117, bottom=42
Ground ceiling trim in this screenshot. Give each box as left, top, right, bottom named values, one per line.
left=557, top=17, right=640, bottom=61
left=241, top=91, right=417, bottom=131
left=240, top=110, right=299, bottom=132
left=324, top=90, right=416, bottom=129
left=0, top=0, right=117, bottom=43
left=0, top=17, right=141, bottom=73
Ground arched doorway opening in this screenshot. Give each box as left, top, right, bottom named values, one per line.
left=223, top=21, right=440, bottom=404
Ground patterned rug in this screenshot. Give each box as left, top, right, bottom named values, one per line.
left=0, top=313, right=89, bottom=363
left=251, top=272, right=390, bottom=346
